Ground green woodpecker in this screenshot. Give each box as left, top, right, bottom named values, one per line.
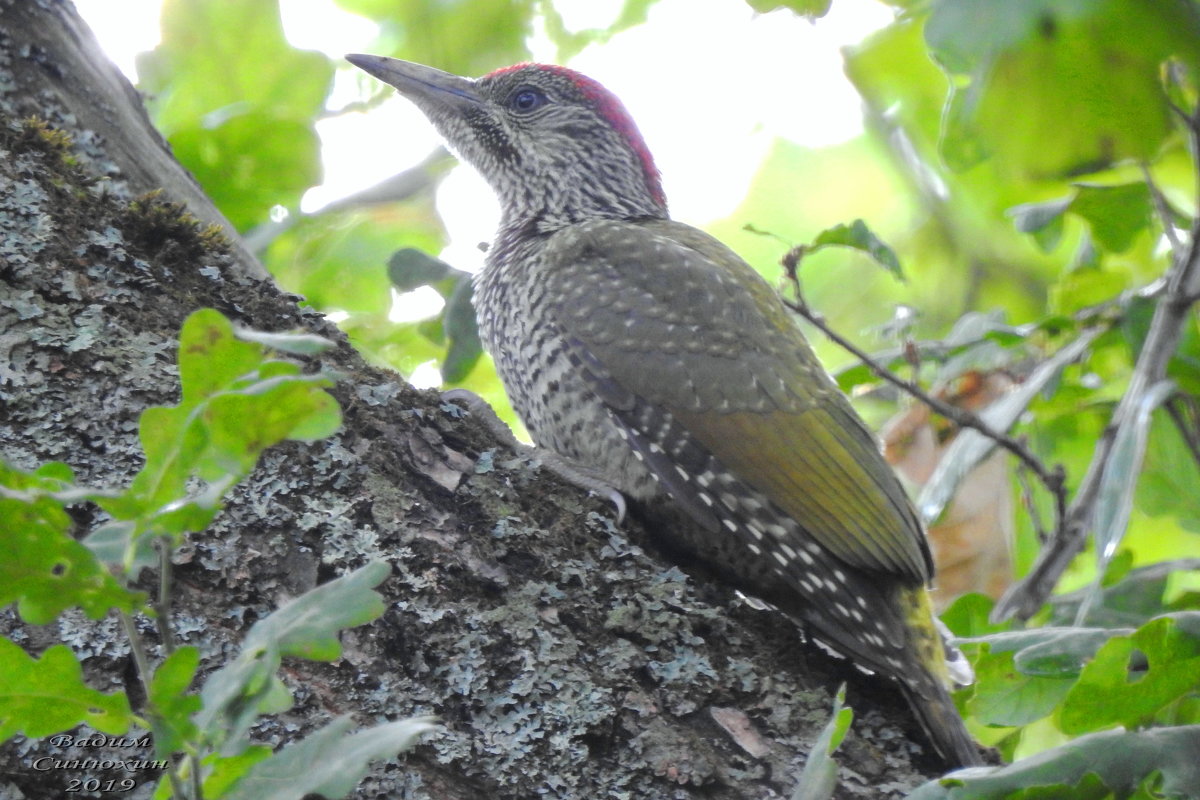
left=348, top=53, right=981, bottom=767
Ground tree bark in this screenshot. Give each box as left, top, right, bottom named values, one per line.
left=0, top=2, right=946, bottom=798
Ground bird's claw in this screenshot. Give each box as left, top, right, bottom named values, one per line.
left=603, top=487, right=627, bottom=526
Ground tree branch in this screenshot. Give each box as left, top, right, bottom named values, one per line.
left=242, top=148, right=453, bottom=254
left=994, top=105, right=1200, bottom=622
left=0, top=0, right=266, bottom=281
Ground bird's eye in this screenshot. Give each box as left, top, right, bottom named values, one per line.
left=510, top=87, right=549, bottom=113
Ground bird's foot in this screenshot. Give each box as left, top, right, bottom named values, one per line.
left=442, top=388, right=522, bottom=448
left=442, top=389, right=626, bottom=524
left=534, top=448, right=627, bottom=525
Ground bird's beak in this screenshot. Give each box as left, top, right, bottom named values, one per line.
left=346, top=54, right=482, bottom=111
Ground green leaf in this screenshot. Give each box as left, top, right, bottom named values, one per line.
left=147, top=646, right=202, bottom=757
left=1010, top=182, right=1155, bottom=255
left=1050, top=559, right=1200, bottom=627
left=387, top=248, right=457, bottom=291
left=0, top=639, right=132, bottom=739
left=222, top=715, right=438, bottom=800
left=205, top=373, right=340, bottom=472
left=908, top=726, right=1200, bottom=799
left=178, top=308, right=267, bottom=404
left=538, top=0, right=661, bottom=62
left=335, top=0, right=532, bottom=78
left=384, top=248, right=483, bottom=385
left=966, top=646, right=1075, bottom=726
left=926, top=0, right=1200, bottom=178
left=107, top=309, right=341, bottom=562
left=959, top=627, right=1118, bottom=657
left=844, top=18, right=950, bottom=175
left=941, top=593, right=1011, bottom=638
left=169, top=116, right=322, bottom=231
left=1012, top=629, right=1121, bottom=678
left=808, top=219, right=904, bottom=281
left=441, top=278, right=482, bottom=383
left=1060, top=614, right=1200, bottom=734
left=0, top=463, right=142, bottom=623
left=789, top=684, right=852, bottom=800
left=142, top=1, right=332, bottom=132
left=1048, top=259, right=1131, bottom=313
left=199, top=745, right=273, bottom=799
left=1068, top=183, right=1154, bottom=253
left=345, top=315, right=448, bottom=377
left=138, top=0, right=333, bottom=231
left=1136, top=412, right=1200, bottom=532
left=1008, top=196, right=1071, bottom=251
left=249, top=559, right=390, bottom=661
left=82, top=521, right=154, bottom=574
left=267, top=182, right=449, bottom=311
left=196, top=561, right=390, bottom=752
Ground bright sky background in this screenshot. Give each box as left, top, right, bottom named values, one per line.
left=74, top=0, right=889, bottom=232
left=74, top=0, right=890, bottom=384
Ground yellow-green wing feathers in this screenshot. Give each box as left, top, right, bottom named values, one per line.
left=545, top=217, right=932, bottom=585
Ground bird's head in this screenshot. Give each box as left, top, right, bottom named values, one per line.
left=346, top=55, right=668, bottom=227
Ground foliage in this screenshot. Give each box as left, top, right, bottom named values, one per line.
left=0, top=310, right=433, bottom=799
left=84, top=0, right=1200, bottom=796
left=138, top=1, right=332, bottom=232
left=0, top=639, right=133, bottom=738
left=831, top=4, right=1198, bottom=553
left=387, top=248, right=481, bottom=382
left=835, top=3, right=1200, bottom=795
left=930, top=582, right=1200, bottom=796
left=907, top=727, right=1200, bottom=800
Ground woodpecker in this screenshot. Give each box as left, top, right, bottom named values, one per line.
left=347, top=53, right=981, bottom=768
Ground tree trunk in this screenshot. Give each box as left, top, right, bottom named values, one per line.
left=0, top=3, right=945, bottom=798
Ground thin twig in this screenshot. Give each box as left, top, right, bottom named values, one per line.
left=119, top=612, right=155, bottom=705
left=191, top=751, right=203, bottom=800
left=778, top=257, right=1068, bottom=526
left=121, top=611, right=189, bottom=799
left=1015, top=460, right=1049, bottom=545
left=154, top=536, right=175, bottom=655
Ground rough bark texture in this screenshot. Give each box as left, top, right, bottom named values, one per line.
left=0, top=2, right=946, bottom=797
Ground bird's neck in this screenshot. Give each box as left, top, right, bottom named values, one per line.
left=496, top=203, right=665, bottom=240
left=492, top=172, right=667, bottom=235
left=488, top=216, right=545, bottom=270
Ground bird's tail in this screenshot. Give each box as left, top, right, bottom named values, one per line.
left=899, top=671, right=982, bottom=768
left=897, top=587, right=982, bottom=767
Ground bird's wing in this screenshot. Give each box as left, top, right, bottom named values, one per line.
left=542, top=218, right=932, bottom=584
